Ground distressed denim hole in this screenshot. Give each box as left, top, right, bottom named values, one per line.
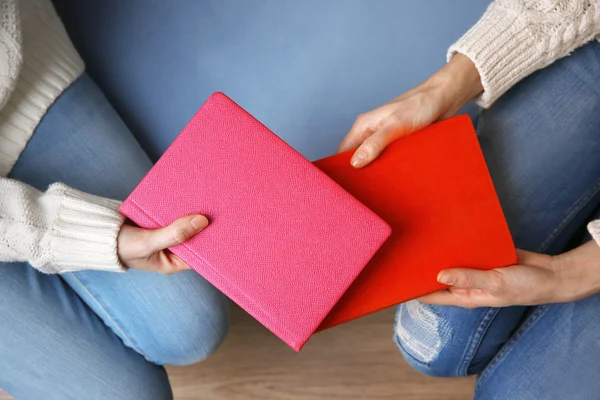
left=395, top=301, right=451, bottom=364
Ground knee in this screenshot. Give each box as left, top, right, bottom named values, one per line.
left=139, top=293, right=230, bottom=366
left=394, top=301, right=466, bottom=378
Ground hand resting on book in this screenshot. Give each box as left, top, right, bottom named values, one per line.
left=338, top=53, right=482, bottom=168
left=418, top=241, right=600, bottom=308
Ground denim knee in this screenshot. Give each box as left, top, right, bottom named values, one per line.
left=138, top=296, right=230, bottom=366
left=394, top=301, right=467, bottom=378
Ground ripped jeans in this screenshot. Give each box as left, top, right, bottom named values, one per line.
left=394, top=41, right=600, bottom=399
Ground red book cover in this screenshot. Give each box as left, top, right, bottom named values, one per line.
left=314, top=115, right=517, bottom=331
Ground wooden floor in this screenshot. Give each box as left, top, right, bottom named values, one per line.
left=1, top=306, right=474, bottom=399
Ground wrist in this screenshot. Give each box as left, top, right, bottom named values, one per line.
left=427, top=53, right=483, bottom=113
left=552, top=241, right=600, bottom=302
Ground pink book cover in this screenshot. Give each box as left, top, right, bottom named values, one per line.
left=119, top=93, right=391, bottom=351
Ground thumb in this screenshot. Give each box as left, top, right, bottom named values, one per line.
left=148, top=215, right=209, bottom=252
left=437, top=268, right=502, bottom=291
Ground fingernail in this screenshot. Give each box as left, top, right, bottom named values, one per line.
left=351, top=152, right=366, bottom=167
left=190, top=216, right=208, bottom=230
left=438, top=273, right=453, bottom=285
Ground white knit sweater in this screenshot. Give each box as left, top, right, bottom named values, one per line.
left=446, top=0, right=600, bottom=244
left=0, top=0, right=125, bottom=273
left=0, top=0, right=599, bottom=274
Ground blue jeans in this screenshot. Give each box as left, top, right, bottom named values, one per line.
left=0, top=74, right=230, bottom=400
left=395, top=42, right=600, bottom=399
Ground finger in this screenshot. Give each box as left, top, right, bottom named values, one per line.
left=142, top=251, right=191, bottom=275
left=349, top=119, right=413, bottom=168
left=149, top=215, right=209, bottom=252
left=418, top=288, right=503, bottom=308
left=338, top=107, right=392, bottom=153
left=164, top=253, right=192, bottom=274
left=337, top=115, right=376, bottom=153
left=437, top=268, right=505, bottom=292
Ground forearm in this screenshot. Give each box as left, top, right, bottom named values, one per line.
left=0, top=178, right=126, bottom=273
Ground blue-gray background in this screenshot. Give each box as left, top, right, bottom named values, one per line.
left=54, top=0, right=489, bottom=161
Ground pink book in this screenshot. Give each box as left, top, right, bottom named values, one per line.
left=120, top=93, right=391, bottom=351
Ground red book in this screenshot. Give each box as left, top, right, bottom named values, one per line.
left=119, top=93, right=391, bottom=351
left=314, top=115, right=517, bottom=331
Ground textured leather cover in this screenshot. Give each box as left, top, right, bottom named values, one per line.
left=119, top=92, right=391, bottom=351
left=314, top=115, right=518, bottom=331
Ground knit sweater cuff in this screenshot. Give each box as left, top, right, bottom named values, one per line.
left=447, top=4, right=540, bottom=108
left=589, top=220, right=600, bottom=248
left=46, top=184, right=127, bottom=273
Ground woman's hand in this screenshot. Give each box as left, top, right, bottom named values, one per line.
left=117, top=215, right=208, bottom=274
left=419, top=241, right=600, bottom=308
left=338, top=53, right=483, bottom=168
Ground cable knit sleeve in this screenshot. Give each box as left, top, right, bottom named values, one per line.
left=589, top=220, right=600, bottom=247
left=0, top=178, right=126, bottom=273
left=448, top=0, right=600, bottom=108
